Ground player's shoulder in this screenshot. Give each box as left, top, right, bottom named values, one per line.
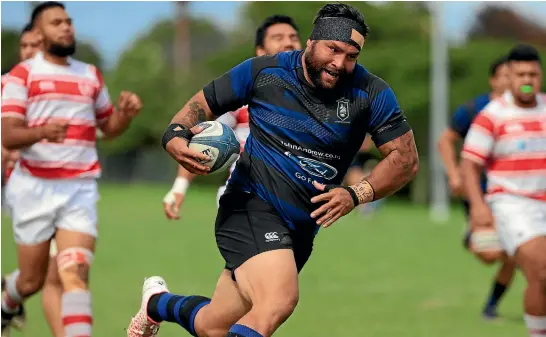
left=69, top=57, right=101, bottom=75
left=352, top=65, right=392, bottom=98
left=14, top=57, right=36, bottom=72
left=249, top=50, right=301, bottom=72
left=471, top=93, right=491, bottom=111
left=4, top=58, right=35, bottom=83
left=64, top=57, right=104, bottom=84
left=479, top=93, right=513, bottom=118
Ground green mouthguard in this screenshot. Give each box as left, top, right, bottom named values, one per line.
left=520, top=85, right=533, bottom=94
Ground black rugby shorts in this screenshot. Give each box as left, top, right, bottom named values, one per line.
left=215, top=191, right=313, bottom=277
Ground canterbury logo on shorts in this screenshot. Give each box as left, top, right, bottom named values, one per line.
left=264, top=232, right=280, bottom=242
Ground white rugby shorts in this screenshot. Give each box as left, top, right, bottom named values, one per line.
left=488, top=194, right=546, bottom=256
left=4, top=168, right=99, bottom=245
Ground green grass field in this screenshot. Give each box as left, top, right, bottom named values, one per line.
left=2, top=184, right=526, bottom=337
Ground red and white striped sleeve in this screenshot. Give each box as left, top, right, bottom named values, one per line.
left=92, top=66, right=114, bottom=123
left=461, top=111, right=496, bottom=166
left=1, top=63, right=30, bottom=120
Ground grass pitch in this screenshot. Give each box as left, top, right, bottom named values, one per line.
left=1, top=184, right=525, bottom=337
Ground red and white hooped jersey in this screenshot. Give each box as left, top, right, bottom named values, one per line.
left=1, top=74, right=15, bottom=181
left=1, top=74, right=8, bottom=91
left=462, top=92, right=546, bottom=201
left=1, top=52, right=114, bottom=180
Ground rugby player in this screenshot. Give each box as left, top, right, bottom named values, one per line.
left=163, top=15, right=302, bottom=219
left=0, top=22, right=42, bottom=334
left=461, top=44, right=546, bottom=337
left=437, top=55, right=516, bottom=319
left=128, top=3, right=418, bottom=337
left=1, top=2, right=142, bottom=337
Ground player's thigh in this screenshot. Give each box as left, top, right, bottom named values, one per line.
left=5, top=170, right=59, bottom=247
left=194, top=270, right=251, bottom=337
left=55, top=180, right=98, bottom=289
left=488, top=195, right=546, bottom=257
left=515, top=236, right=546, bottom=282
left=215, top=192, right=301, bottom=310
left=235, top=249, right=299, bottom=314
left=56, top=179, right=99, bottom=241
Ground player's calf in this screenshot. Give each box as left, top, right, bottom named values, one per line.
left=147, top=293, right=211, bottom=336
left=57, top=247, right=94, bottom=337
left=43, top=252, right=65, bottom=337
left=482, top=257, right=516, bottom=319
left=2, top=241, right=50, bottom=333
left=516, top=237, right=546, bottom=337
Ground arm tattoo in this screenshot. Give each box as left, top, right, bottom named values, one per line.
left=176, top=101, right=208, bottom=129
left=352, top=131, right=418, bottom=202
left=349, top=180, right=375, bottom=204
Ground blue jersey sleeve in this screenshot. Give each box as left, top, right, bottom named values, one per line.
left=367, top=83, right=411, bottom=147
left=449, top=104, right=473, bottom=138
left=203, top=58, right=254, bottom=116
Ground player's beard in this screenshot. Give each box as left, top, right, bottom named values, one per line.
left=48, top=41, right=76, bottom=57
left=304, top=45, right=349, bottom=90
left=514, top=93, right=537, bottom=107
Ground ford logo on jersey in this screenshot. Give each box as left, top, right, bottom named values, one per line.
left=284, top=152, right=338, bottom=180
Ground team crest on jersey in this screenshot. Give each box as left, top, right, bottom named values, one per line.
left=336, top=98, right=350, bottom=123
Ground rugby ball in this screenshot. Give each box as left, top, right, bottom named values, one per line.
left=189, top=121, right=240, bottom=174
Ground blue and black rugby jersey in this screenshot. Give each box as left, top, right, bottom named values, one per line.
left=450, top=93, right=490, bottom=138
left=203, top=50, right=411, bottom=231
left=449, top=93, right=490, bottom=192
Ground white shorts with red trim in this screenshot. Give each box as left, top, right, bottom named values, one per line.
left=4, top=168, right=99, bottom=245
left=488, top=193, right=546, bottom=256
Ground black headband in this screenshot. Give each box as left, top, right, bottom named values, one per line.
left=310, top=17, right=365, bottom=50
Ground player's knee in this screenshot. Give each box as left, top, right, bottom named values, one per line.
left=258, top=291, right=299, bottom=325
left=57, top=247, right=93, bottom=291
left=17, top=272, right=46, bottom=295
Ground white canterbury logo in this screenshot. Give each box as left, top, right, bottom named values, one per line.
left=264, top=232, right=279, bottom=242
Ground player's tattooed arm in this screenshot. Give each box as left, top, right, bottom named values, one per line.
left=171, top=90, right=216, bottom=129
left=350, top=130, right=419, bottom=203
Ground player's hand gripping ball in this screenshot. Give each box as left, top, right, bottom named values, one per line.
left=165, top=121, right=239, bottom=175
left=188, top=121, right=240, bottom=174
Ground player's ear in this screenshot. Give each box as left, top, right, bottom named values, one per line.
left=256, top=47, right=266, bottom=57
left=488, top=77, right=495, bottom=89
left=306, top=39, right=312, bottom=49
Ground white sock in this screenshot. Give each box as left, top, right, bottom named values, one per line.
left=525, top=315, right=546, bottom=337
left=62, top=290, right=92, bottom=337
left=1, top=270, right=21, bottom=313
